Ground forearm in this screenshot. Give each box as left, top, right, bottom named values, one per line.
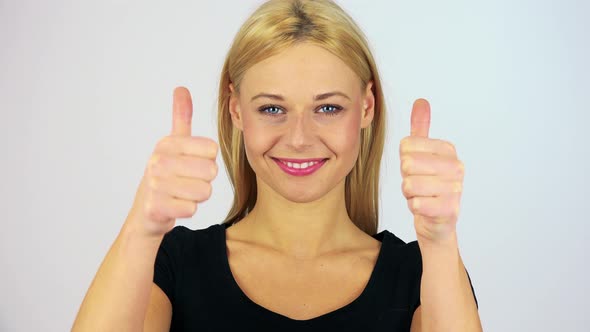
left=72, top=219, right=163, bottom=332
left=418, top=232, right=482, bottom=332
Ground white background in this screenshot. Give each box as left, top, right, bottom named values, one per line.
left=1, top=0, right=588, bottom=331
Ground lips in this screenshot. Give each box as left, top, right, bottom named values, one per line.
left=272, top=157, right=328, bottom=163
left=271, top=157, right=328, bottom=176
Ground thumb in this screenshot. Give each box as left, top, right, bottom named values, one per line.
left=410, top=98, right=431, bottom=137
left=171, top=86, right=193, bottom=136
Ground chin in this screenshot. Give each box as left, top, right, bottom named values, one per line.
left=268, top=180, right=332, bottom=204
left=283, top=175, right=348, bottom=203
left=282, top=191, right=325, bottom=204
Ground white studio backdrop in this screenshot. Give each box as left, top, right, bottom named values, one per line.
left=1, top=0, right=588, bottom=331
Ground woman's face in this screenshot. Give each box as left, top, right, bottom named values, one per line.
left=229, top=42, right=375, bottom=203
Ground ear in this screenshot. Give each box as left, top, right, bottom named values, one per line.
left=229, top=83, right=243, bottom=131
left=360, top=80, right=375, bottom=129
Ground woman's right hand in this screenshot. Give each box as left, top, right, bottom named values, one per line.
left=126, top=87, right=219, bottom=238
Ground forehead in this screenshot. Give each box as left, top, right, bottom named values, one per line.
left=240, top=42, right=361, bottom=99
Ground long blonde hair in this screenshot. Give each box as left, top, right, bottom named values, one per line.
left=217, top=0, right=386, bottom=235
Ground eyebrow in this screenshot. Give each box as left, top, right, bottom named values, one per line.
left=250, top=91, right=351, bottom=102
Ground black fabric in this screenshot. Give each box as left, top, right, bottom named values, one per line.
left=153, top=223, right=478, bottom=331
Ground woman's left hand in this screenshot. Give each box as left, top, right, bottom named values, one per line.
left=400, top=99, right=464, bottom=246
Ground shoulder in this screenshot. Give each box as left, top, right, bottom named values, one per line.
left=378, top=229, right=422, bottom=267
left=159, top=223, right=223, bottom=253
left=163, top=223, right=221, bottom=240
left=378, top=229, right=419, bottom=248
left=378, top=230, right=423, bottom=309
left=155, top=223, right=226, bottom=281
left=153, top=224, right=224, bottom=306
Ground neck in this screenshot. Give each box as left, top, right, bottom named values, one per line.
left=237, top=178, right=359, bottom=259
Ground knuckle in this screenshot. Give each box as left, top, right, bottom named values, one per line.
left=204, top=182, right=213, bottom=199
left=145, top=200, right=160, bottom=221
left=445, top=141, right=456, bottom=154
left=148, top=154, right=166, bottom=176
left=456, top=160, right=465, bottom=176
left=441, top=204, right=455, bottom=217
left=178, top=206, right=189, bottom=219
left=204, top=160, right=219, bottom=180
left=196, top=137, right=218, bottom=157
left=188, top=203, right=198, bottom=217
left=148, top=177, right=160, bottom=192
left=402, top=179, right=411, bottom=196
left=454, top=204, right=461, bottom=217
left=400, top=137, right=411, bottom=153
left=156, top=136, right=172, bottom=151
left=401, top=157, right=412, bottom=173
left=147, top=155, right=158, bottom=174
left=180, top=201, right=196, bottom=218
left=449, top=205, right=458, bottom=218
left=407, top=199, right=417, bottom=213
left=448, top=198, right=459, bottom=215
left=209, top=139, right=219, bottom=154
left=210, top=161, right=219, bottom=178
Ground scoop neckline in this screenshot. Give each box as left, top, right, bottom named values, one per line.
left=216, top=223, right=388, bottom=323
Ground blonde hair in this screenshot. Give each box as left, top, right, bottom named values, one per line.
left=217, top=0, right=386, bottom=235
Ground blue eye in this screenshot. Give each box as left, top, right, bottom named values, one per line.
left=257, top=104, right=343, bottom=117
left=318, top=104, right=343, bottom=116
left=258, top=105, right=284, bottom=116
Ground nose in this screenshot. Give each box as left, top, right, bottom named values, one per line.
left=285, top=112, right=314, bottom=151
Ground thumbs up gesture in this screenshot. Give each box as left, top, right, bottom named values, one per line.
left=400, top=99, right=464, bottom=246
left=126, top=87, right=219, bottom=238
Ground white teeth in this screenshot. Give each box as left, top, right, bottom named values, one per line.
left=281, top=160, right=319, bottom=169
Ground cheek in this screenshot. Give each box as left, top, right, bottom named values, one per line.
left=328, top=115, right=362, bottom=155
left=241, top=114, right=277, bottom=157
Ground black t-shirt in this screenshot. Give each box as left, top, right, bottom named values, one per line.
left=153, top=223, right=478, bottom=331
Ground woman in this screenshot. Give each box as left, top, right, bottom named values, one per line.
left=73, top=0, right=482, bottom=331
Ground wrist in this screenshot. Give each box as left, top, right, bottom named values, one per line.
left=417, top=231, right=459, bottom=252
left=121, top=215, right=165, bottom=247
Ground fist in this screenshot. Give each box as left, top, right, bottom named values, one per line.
left=127, top=87, right=219, bottom=237
left=400, top=99, right=465, bottom=245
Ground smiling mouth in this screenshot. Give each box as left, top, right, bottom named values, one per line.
left=271, top=157, right=329, bottom=170
left=271, top=157, right=329, bottom=168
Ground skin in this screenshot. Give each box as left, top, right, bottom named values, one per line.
left=403, top=100, right=482, bottom=331
left=228, top=42, right=377, bottom=259
left=72, top=30, right=481, bottom=328
left=225, top=42, right=384, bottom=320
left=226, top=41, right=483, bottom=329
